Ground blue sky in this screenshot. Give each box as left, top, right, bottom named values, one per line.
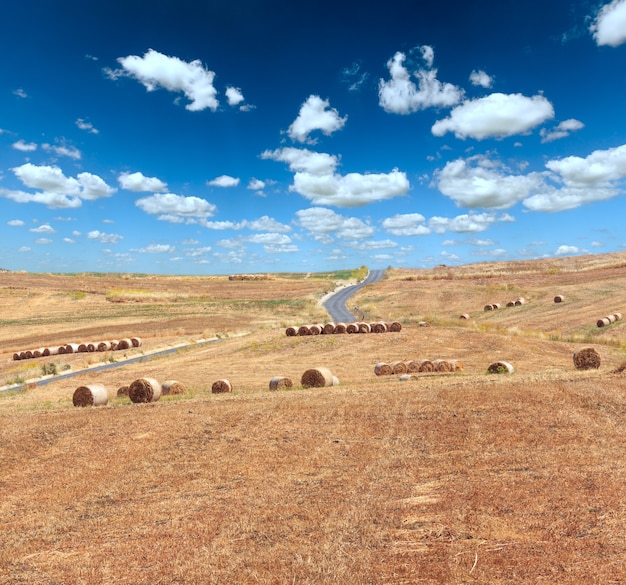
left=1, top=0, right=626, bottom=275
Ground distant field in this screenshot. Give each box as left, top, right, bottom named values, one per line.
left=1, top=253, right=626, bottom=583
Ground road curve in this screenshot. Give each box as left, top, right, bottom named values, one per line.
left=322, top=268, right=386, bottom=323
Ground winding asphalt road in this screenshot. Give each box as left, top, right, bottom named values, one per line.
left=322, top=268, right=386, bottom=323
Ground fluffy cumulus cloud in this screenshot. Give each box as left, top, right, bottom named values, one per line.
left=292, top=169, right=409, bottom=207
left=136, top=193, right=217, bottom=219
left=136, top=244, right=175, bottom=254
left=432, top=93, right=555, bottom=140
left=30, top=224, right=55, bottom=234
left=296, top=207, right=375, bottom=243
left=76, top=118, right=99, bottom=134
left=87, top=230, right=123, bottom=244
left=208, top=175, right=240, bottom=187
left=540, top=119, right=584, bottom=143
left=246, top=233, right=297, bottom=252
left=225, top=86, right=244, bottom=106
left=429, top=212, right=512, bottom=234
left=261, top=147, right=339, bottom=176
left=42, top=143, right=81, bottom=160
left=434, top=156, right=542, bottom=208
left=382, top=213, right=430, bottom=236
left=8, top=219, right=25, bottom=226
left=469, top=70, right=493, bottom=88
left=12, top=140, right=37, bottom=152
left=119, top=171, right=167, bottom=192
left=524, top=143, right=626, bottom=211
left=5, top=163, right=116, bottom=208
left=378, top=48, right=464, bottom=114
left=590, top=0, right=626, bottom=47
left=110, top=49, right=219, bottom=111
left=287, top=95, right=347, bottom=143
left=248, top=178, right=266, bottom=191
left=556, top=245, right=580, bottom=255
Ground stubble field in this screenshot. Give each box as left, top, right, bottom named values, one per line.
left=1, top=254, right=626, bottom=584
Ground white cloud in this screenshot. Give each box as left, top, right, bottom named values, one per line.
left=378, top=49, right=464, bottom=114
left=248, top=178, right=265, bottom=191
left=247, top=233, right=293, bottom=246
left=341, top=61, right=369, bottom=92
left=77, top=172, right=117, bottom=200
left=347, top=239, right=398, bottom=250
left=119, top=171, right=167, bottom=192
left=34, top=238, right=52, bottom=245
left=136, top=244, right=175, bottom=254
left=243, top=216, right=291, bottom=232
left=0, top=188, right=82, bottom=209
left=87, top=230, right=123, bottom=244
left=63, top=238, right=75, bottom=244
left=76, top=118, right=99, bottom=134
left=432, top=93, right=554, bottom=140
left=12, top=140, right=37, bottom=152
left=42, top=143, right=82, bottom=160
left=185, top=246, right=212, bottom=257
left=135, top=192, right=217, bottom=218
left=13, top=89, right=27, bottom=98
left=429, top=212, right=509, bottom=234
left=590, top=0, right=626, bottom=47
left=296, top=207, right=375, bottom=242
left=469, top=69, right=493, bottom=88
left=18, top=246, right=31, bottom=252
left=540, top=119, right=584, bottom=143
left=292, top=168, right=409, bottom=207
left=261, top=147, right=339, bottom=175
left=287, top=95, right=347, bottom=143
left=434, top=156, right=542, bottom=208
left=382, top=213, right=430, bottom=236
left=30, top=224, right=55, bottom=234
left=225, top=86, right=244, bottom=106
left=112, top=49, right=219, bottom=111
left=556, top=245, right=580, bottom=255
left=7, top=219, right=25, bottom=227
left=208, top=175, right=240, bottom=187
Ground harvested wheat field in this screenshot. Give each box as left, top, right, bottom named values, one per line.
left=1, top=255, right=626, bottom=584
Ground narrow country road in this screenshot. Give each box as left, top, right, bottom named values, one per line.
left=322, top=268, right=386, bottom=323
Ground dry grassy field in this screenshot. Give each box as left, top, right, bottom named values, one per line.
left=1, top=254, right=626, bottom=584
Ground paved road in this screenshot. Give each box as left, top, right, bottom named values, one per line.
left=322, top=269, right=386, bottom=323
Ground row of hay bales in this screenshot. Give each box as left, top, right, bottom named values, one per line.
left=286, top=321, right=402, bottom=336
left=597, top=312, right=623, bottom=328
left=13, top=337, right=142, bottom=361
left=228, top=273, right=270, bottom=280
left=73, top=367, right=341, bottom=407
left=483, top=297, right=526, bottom=311
left=374, top=359, right=463, bottom=376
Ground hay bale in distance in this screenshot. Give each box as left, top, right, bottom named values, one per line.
left=405, top=360, right=420, bottom=373
left=418, top=359, right=434, bottom=372
left=573, top=348, right=601, bottom=370
left=388, top=321, right=402, bottom=332
left=484, top=304, right=493, bottom=311
left=334, top=322, right=347, bottom=334
left=374, top=362, right=393, bottom=376
left=433, top=359, right=454, bottom=373
left=117, top=338, right=132, bottom=350
left=322, top=323, right=335, bottom=335
left=391, top=361, right=408, bottom=375
left=515, top=297, right=526, bottom=305
left=597, top=318, right=611, bottom=328
left=131, top=337, right=142, bottom=348
left=309, top=324, right=322, bottom=335
left=269, top=376, right=293, bottom=390
left=117, top=385, right=129, bottom=397
left=358, top=322, right=371, bottom=334
left=285, top=326, right=298, bottom=337
left=161, top=380, right=187, bottom=396
left=346, top=323, right=359, bottom=334
left=297, top=325, right=311, bottom=336
left=301, top=367, right=335, bottom=388
left=506, top=301, right=516, bottom=307
left=459, top=313, right=470, bottom=320
left=487, top=361, right=515, bottom=374
left=613, top=312, right=623, bottom=321
left=73, top=384, right=108, bottom=407
left=97, top=341, right=112, bottom=352
left=554, top=295, right=565, bottom=303
left=449, top=359, right=464, bottom=372
left=371, top=322, right=387, bottom=333
left=128, top=377, right=162, bottom=403
left=212, top=379, right=232, bottom=394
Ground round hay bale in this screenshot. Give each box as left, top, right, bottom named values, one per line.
left=301, top=367, right=334, bottom=388
left=573, top=348, right=601, bottom=370
left=334, top=322, right=347, bottom=334
left=449, top=359, right=464, bottom=372
left=515, top=297, right=526, bottom=305
left=285, top=326, right=298, bottom=337
left=97, top=341, right=112, bottom=352
left=322, top=323, right=336, bottom=335
left=131, top=337, right=143, bottom=348
left=12, top=352, right=21, bottom=361
left=613, top=312, right=623, bottom=321
left=418, top=359, right=434, bottom=373
left=388, top=321, right=402, bottom=332
left=77, top=343, right=90, bottom=353
left=211, top=379, right=232, bottom=394
left=484, top=304, right=493, bottom=311
left=117, top=338, right=132, bottom=350
left=269, top=376, right=293, bottom=390
left=374, top=362, right=393, bottom=376
left=57, top=345, right=67, bottom=355
left=459, top=313, right=470, bottom=320
left=43, top=347, right=57, bottom=357
left=487, top=361, right=515, bottom=374
left=391, top=361, right=407, bottom=375
left=371, top=322, right=388, bottom=333
left=607, top=314, right=617, bottom=323
left=87, top=343, right=96, bottom=352
left=21, top=350, right=33, bottom=360
left=506, top=301, right=516, bottom=307
left=597, top=318, right=610, bottom=328
left=433, top=359, right=454, bottom=373
left=405, top=360, right=420, bottom=373
left=65, top=343, right=79, bottom=354
left=73, top=384, right=108, bottom=407
left=346, top=323, right=359, bottom=334
left=309, top=324, right=322, bottom=335
left=554, top=295, right=565, bottom=303
left=161, top=380, right=187, bottom=396
left=117, top=385, right=129, bottom=397
left=297, top=325, right=311, bottom=336
left=32, top=349, right=43, bottom=358
left=357, top=322, right=371, bottom=334
left=128, top=377, right=162, bottom=403
left=492, top=303, right=501, bottom=309
left=110, top=340, right=119, bottom=350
